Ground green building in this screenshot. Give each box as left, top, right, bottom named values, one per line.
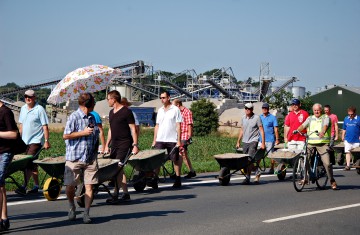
left=310, top=85, right=360, bottom=128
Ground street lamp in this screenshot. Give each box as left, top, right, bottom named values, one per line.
left=142, top=94, right=145, bottom=103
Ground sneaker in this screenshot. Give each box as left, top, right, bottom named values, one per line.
left=331, top=181, right=338, bottom=190
left=268, top=168, right=274, bottom=174
left=343, top=166, right=351, bottom=171
left=254, top=174, right=261, bottom=184
left=83, top=214, right=92, bottom=224
left=68, top=207, right=76, bottom=221
left=106, top=195, right=119, bottom=204
left=118, top=193, right=131, bottom=202
left=27, top=186, right=39, bottom=194
left=169, top=174, right=177, bottom=179
left=184, top=171, right=196, bottom=179
left=15, top=186, right=27, bottom=196
left=172, top=177, right=182, bottom=188
left=1, top=219, right=10, bottom=231
left=241, top=178, right=250, bottom=185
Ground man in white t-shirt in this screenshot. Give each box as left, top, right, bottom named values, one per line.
left=152, top=91, right=183, bottom=188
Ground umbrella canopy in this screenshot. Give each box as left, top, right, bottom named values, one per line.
left=47, top=64, right=120, bottom=105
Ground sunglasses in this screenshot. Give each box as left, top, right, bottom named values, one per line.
left=245, top=107, right=252, bottom=110
left=24, top=95, right=34, bottom=99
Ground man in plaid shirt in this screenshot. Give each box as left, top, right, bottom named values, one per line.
left=173, top=99, right=196, bottom=178
left=63, top=93, right=99, bottom=224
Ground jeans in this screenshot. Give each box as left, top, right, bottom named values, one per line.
left=0, top=152, right=14, bottom=186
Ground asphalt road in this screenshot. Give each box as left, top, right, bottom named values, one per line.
left=6, top=167, right=360, bottom=235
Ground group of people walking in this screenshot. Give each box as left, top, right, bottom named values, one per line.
left=236, top=98, right=360, bottom=190
left=0, top=90, right=359, bottom=228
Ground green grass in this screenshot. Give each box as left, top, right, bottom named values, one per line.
left=6, top=128, right=271, bottom=191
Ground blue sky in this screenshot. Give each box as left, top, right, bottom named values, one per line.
left=1, top=0, right=359, bottom=93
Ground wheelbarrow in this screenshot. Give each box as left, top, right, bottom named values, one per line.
left=214, top=148, right=270, bottom=186
left=127, top=149, right=168, bottom=192
left=75, top=158, right=122, bottom=207
left=267, top=149, right=302, bottom=180
left=5, top=155, right=34, bottom=189
left=33, top=156, right=65, bottom=201
left=6, top=148, right=43, bottom=190
left=332, top=142, right=345, bottom=165
left=350, top=147, right=360, bottom=175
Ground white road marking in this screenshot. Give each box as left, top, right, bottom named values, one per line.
left=263, top=203, right=360, bottom=223
left=7, top=168, right=345, bottom=207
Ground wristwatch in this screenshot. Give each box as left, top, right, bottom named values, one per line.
left=132, top=143, right=138, bottom=147
left=45, top=139, right=49, bottom=142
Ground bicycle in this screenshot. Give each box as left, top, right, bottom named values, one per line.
left=292, top=130, right=329, bottom=192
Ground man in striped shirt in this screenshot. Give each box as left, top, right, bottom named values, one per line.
left=173, top=99, right=196, bottom=178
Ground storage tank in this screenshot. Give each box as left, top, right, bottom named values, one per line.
left=291, top=86, right=306, bottom=98
left=109, top=85, right=132, bottom=99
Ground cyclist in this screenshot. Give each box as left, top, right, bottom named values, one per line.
left=295, top=103, right=338, bottom=190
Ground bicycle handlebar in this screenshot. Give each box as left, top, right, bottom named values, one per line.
left=292, top=130, right=318, bottom=137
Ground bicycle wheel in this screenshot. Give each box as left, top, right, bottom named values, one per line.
left=293, top=156, right=306, bottom=192
left=315, top=164, right=328, bottom=190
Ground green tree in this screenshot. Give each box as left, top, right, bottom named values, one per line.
left=190, top=99, right=219, bottom=136
left=264, top=90, right=293, bottom=116
left=299, top=91, right=314, bottom=114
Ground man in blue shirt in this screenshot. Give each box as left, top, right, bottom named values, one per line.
left=16, top=89, right=50, bottom=195
left=259, top=103, right=279, bottom=174
left=342, top=106, right=360, bottom=170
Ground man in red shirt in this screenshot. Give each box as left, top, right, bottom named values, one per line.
left=172, top=99, right=196, bottom=178
left=284, top=98, right=309, bottom=150
left=324, top=104, right=339, bottom=165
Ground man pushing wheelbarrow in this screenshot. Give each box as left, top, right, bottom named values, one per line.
left=236, top=103, right=266, bottom=184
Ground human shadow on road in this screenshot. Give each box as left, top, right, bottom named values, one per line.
left=92, top=193, right=196, bottom=208
left=92, top=209, right=185, bottom=223
left=8, top=210, right=184, bottom=232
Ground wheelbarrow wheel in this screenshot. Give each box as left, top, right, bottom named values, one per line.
left=132, top=172, right=146, bottom=192
left=75, top=183, right=94, bottom=208
left=75, top=182, right=85, bottom=208
left=355, top=159, right=360, bottom=175
left=277, top=164, right=286, bottom=181
left=219, top=167, right=231, bottom=186
left=43, top=177, right=61, bottom=201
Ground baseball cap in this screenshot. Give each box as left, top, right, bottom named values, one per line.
left=291, top=98, right=300, bottom=105
left=24, top=90, right=35, bottom=97
left=244, top=103, right=253, bottom=109
left=262, top=103, right=270, bottom=109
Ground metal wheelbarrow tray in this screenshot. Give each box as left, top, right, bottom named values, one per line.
left=268, top=149, right=301, bottom=180
left=127, top=149, right=167, bottom=191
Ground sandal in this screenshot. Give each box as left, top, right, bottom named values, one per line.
left=331, top=181, right=338, bottom=190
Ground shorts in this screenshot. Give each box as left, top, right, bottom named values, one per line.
left=110, top=146, right=132, bottom=164
left=344, top=141, right=360, bottom=153
left=25, top=143, right=42, bottom=171
left=64, top=160, right=99, bottom=186
left=242, top=141, right=258, bottom=156
left=258, top=142, right=275, bottom=153
left=155, top=142, right=179, bottom=161
left=0, top=152, right=14, bottom=186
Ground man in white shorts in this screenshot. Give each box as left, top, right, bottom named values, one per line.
left=342, top=106, right=360, bottom=170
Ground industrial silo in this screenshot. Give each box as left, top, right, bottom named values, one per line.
left=292, top=86, right=306, bottom=98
